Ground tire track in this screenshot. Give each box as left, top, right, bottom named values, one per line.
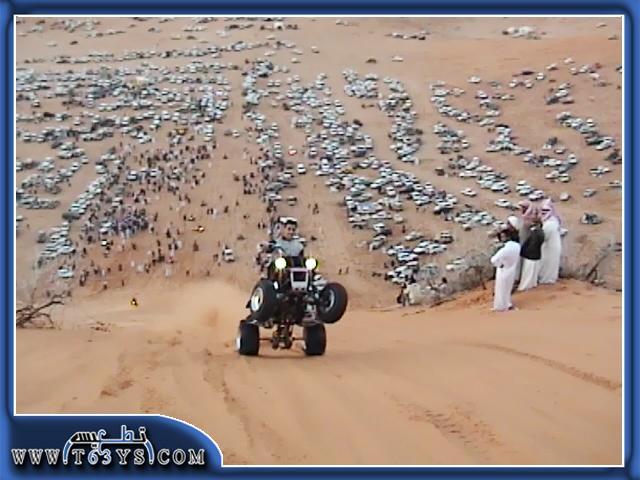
left=202, top=351, right=294, bottom=463
left=468, top=342, right=621, bottom=391
left=99, top=351, right=134, bottom=398
left=202, top=350, right=257, bottom=446
left=396, top=400, right=507, bottom=461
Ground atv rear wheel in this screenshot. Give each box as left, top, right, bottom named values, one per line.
left=249, top=279, right=277, bottom=323
left=317, top=282, right=348, bottom=324
left=236, top=320, right=260, bottom=356
left=304, top=324, right=326, bottom=356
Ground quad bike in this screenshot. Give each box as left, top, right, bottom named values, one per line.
left=236, top=248, right=348, bottom=356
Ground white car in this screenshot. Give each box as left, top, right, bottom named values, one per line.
left=296, top=164, right=306, bottom=174
left=59, top=245, right=75, bottom=255
left=404, top=231, right=423, bottom=242
left=560, top=192, right=572, bottom=201
left=222, top=248, right=235, bottom=263
left=57, top=267, right=74, bottom=279
left=596, top=140, right=614, bottom=151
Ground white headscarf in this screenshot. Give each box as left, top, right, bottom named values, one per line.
left=541, top=198, right=562, bottom=225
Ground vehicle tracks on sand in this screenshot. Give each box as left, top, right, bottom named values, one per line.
left=395, top=400, right=510, bottom=462
left=141, top=385, right=172, bottom=413
left=467, top=342, right=621, bottom=391
left=99, top=351, right=134, bottom=398
left=203, top=353, right=251, bottom=440
left=202, top=351, right=293, bottom=463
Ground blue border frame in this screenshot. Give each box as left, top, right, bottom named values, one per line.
left=0, top=1, right=636, bottom=478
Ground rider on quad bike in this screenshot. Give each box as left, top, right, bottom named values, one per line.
left=273, top=218, right=305, bottom=257
left=237, top=217, right=348, bottom=356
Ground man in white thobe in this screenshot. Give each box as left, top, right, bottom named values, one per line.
left=490, top=230, right=521, bottom=311
left=506, top=215, right=522, bottom=281
left=538, top=199, right=562, bottom=284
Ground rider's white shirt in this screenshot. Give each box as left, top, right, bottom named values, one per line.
left=276, top=238, right=304, bottom=257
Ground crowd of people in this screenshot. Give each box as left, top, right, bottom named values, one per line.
left=491, top=198, right=563, bottom=312
left=46, top=118, right=566, bottom=312
left=58, top=140, right=228, bottom=290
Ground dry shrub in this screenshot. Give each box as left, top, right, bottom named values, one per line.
left=16, top=295, right=64, bottom=328
left=15, top=262, right=66, bottom=328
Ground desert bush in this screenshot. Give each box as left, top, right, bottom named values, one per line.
left=16, top=294, right=64, bottom=328
left=16, top=260, right=66, bottom=328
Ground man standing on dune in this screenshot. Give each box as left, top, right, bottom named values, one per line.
left=518, top=219, right=545, bottom=291
left=505, top=215, right=522, bottom=281
left=539, top=199, right=563, bottom=284
left=490, top=228, right=521, bottom=311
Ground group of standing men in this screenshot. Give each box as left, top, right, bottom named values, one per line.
left=491, top=199, right=564, bottom=311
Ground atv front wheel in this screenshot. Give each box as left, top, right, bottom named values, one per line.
left=304, top=324, right=326, bottom=356
left=249, top=279, right=277, bottom=323
left=236, top=320, right=260, bottom=356
left=317, top=282, right=348, bottom=324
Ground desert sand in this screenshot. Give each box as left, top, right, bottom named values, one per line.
left=15, top=16, right=622, bottom=465
left=17, top=279, right=622, bottom=465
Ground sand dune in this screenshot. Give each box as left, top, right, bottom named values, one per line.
left=15, top=16, right=622, bottom=465
left=17, top=279, right=621, bottom=465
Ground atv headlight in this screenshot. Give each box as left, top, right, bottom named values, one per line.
left=305, top=257, right=318, bottom=270
left=274, top=257, right=287, bottom=270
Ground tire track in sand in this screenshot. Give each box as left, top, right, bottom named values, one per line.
left=198, top=295, right=299, bottom=463
left=467, top=343, right=621, bottom=391
left=202, top=351, right=254, bottom=442
left=199, top=305, right=260, bottom=448
left=395, top=400, right=509, bottom=462
left=99, top=351, right=134, bottom=398
left=202, top=351, right=294, bottom=463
